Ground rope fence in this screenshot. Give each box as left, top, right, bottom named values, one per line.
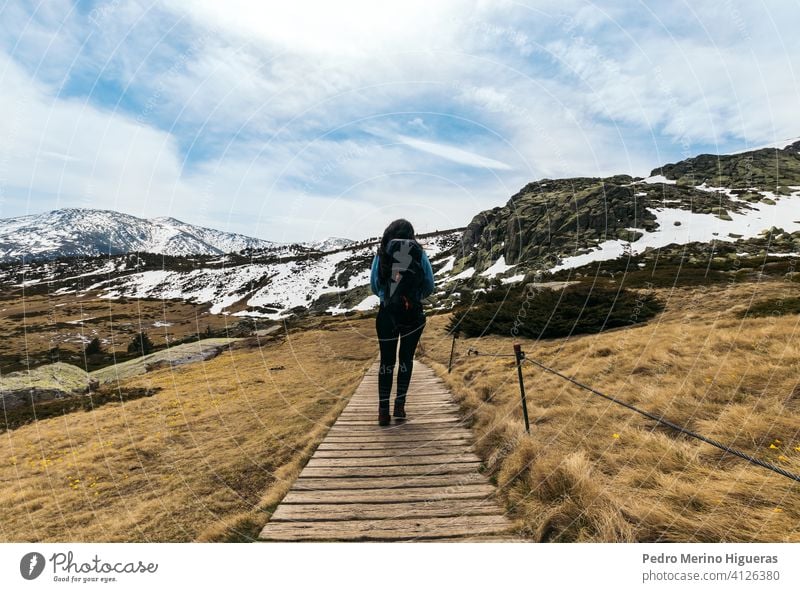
left=460, top=343, right=800, bottom=484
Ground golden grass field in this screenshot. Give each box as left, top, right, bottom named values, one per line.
left=0, top=318, right=376, bottom=542
left=419, top=278, right=800, bottom=542
left=1, top=277, right=798, bottom=542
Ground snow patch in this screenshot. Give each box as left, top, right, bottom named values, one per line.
left=480, top=255, right=516, bottom=278
left=551, top=192, right=800, bottom=272
left=449, top=267, right=476, bottom=281
left=501, top=273, right=526, bottom=284
left=642, top=175, right=677, bottom=185
left=354, top=294, right=380, bottom=311
left=435, top=255, right=456, bottom=276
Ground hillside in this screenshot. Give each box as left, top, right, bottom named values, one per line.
left=420, top=278, right=800, bottom=542
left=1, top=141, right=799, bottom=328
left=0, top=325, right=376, bottom=542
left=442, top=139, right=800, bottom=287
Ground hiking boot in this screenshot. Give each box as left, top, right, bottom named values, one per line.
left=393, top=400, right=406, bottom=422
left=378, top=410, right=391, bottom=426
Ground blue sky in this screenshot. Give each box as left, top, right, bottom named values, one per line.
left=1, top=0, right=798, bottom=243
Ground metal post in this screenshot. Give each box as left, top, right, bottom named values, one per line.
left=447, top=332, right=457, bottom=373
left=513, top=344, right=531, bottom=433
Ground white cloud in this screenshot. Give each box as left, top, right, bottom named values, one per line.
left=395, top=134, right=513, bottom=170
left=407, top=117, right=428, bottom=131
left=543, top=7, right=800, bottom=147
left=0, top=52, right=195, bottom=220
left=2, top=0, right=799, bottom=244
left=163, top=0, right=466, bottom=56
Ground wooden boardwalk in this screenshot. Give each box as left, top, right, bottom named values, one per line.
left=258, top=359, right=515, bottom=541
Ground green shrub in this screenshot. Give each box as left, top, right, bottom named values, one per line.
left=84, top=337, right=103, bottom=356
left=739, top=297, right=800, bottom=318
left=0, top=386, right=161, bottom=433
left=127, top=331, right=154, bottom=355
left=447, top=283, right=664, bottom=339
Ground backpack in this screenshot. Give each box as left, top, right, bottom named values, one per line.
left=383, top=238, right=425, bottom=328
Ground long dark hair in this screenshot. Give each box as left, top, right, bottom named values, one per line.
left=378, top=218, right=417, bottom=284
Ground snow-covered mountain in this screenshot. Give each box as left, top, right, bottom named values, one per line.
left=0, top=228, right=463, bottom=320
left=0, top=208, right=280, bottom=262
left=2, top=139, right=799, bottom=321
left=0, top=208, right=361, bottom=263
left=306, top=237, right=356, bottom=252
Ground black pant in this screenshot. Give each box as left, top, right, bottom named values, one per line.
left=375, top=305, right=426, bottom=411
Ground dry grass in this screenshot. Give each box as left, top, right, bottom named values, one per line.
left=3, top=277, right=798, bottom=543
left=418, top=279, right=800, bottom=542
left=0, top=318, right=376, bottom=542
left=0, top=292, right=242, bottom=372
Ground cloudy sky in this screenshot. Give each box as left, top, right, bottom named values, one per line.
left=1, top=1, right=798, bottom=243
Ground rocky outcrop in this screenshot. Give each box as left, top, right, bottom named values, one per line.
left=0, top=362, right=95, bottom=410
left=655, top=140, right=800, bottom=188
left=439, top=140, right=800, bottom=288
left=449, top=176, right=658, bottom=274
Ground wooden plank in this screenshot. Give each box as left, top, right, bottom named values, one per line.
left=346, top=400, right=452, bottom=404
left=256, top=358, right=517, bottom=542
left=434, top=535, right=528, bottom=543
left=335, top=417, right=462, bottom=426
left=271, top=499, right=502, bottom=521
left=298, top=462, right=480, bottom=478
left=354, top=386, right=444, bottom=390
left=368, top=383, right=443, bottom=388
left=353, top=385, right=446, bottom=389
left=258, top=515, right=511, bottom=541
left=306, top=453, right=481, bottom=468
left=326, top=423, right=468, bottom=432
left=343, top=400, right=457, bottom=407
left=340, top=408, right=455, bottom=413
left=344, top=398, right=459, bottom=413
left=338, top=410, right=457, bottom=416
left=357, top=377, right=442, bottom=382
left=316, top=439, right=472, bottom=451
left=356, top=381, right=445, bottom=385
left=321, top=432, right=473, bottom=443
left=344, top=402, right=458, bottom=409
left=340, top=411, right=459, bottom=416
left=350, top=393, right=448, bottom=398
left=336, top=414, right=460, bottom=422
left=321, top=434, right=474, bottom=445
left=351, top=387, right=447, bottom=392
left=314, top=445, right=472, bottom=457
left=323, top=432, right=472, bottom=441
left=351, top=394, right=448, bottom=397
left=293, top=474, right=490, bottom=490
left=282, top=483, right=496, bottom=504
left=340, top=410, right=460, bottom=415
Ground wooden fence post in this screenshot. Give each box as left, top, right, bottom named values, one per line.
left=513, top=344, right=530, bottom=433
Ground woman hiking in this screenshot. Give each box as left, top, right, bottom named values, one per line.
left=369, top=219, right=435, bottom=426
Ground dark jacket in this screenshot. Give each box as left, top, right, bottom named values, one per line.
left=369, top=250, right=435, bottom=305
